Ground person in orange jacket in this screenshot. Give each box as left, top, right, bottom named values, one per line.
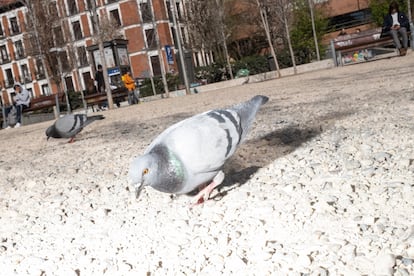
left=122, top=70, right=138, bottom=105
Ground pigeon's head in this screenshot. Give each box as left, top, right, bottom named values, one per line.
left=45, top=125, right=58, bottom=140
left=129, top=154, right=159, bottom=199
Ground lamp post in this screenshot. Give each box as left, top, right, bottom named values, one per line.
left=170, top=0, right=190, bottom=95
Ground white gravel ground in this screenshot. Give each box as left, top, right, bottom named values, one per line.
left=1, top=55, right=414, bottom=275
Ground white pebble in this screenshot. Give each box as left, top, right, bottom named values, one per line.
left=374, top=253, right=396, bottom=275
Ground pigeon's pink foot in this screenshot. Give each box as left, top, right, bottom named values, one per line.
left=191, top=171, right=225, bottom=207
left=68, top=137, right=75, bottom=143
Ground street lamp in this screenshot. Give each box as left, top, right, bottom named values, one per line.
left=170, top=0, right=190, bottom=95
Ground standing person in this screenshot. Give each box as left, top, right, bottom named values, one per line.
left=4, top=83, right=31, bottom=129
left=94, top=64, right=108, bottom=110
left=95, top=64, right=105, bottom=93
left=122, top=70, right=138, bottom=105
left=383, top=1, right=409, bottom=56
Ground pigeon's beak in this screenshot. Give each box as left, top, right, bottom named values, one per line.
left=134, top=183, right=144, bottom=199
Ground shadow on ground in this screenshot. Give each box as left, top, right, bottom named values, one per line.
left=209, top=125, right=321, bottom=200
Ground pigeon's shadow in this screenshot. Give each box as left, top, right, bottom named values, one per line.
left=210, top=109, right=354, bottom=201
left=209, top=125, right=321, bottom=200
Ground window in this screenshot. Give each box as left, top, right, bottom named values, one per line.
left=82, top=71, right=93, bottom=92
left=36, top=58, right=46, bottom=79
left=140, top=2, right=152, bottom=23
left=27, top=34, right=40, bottom=55
left=327, top=8, right=372, bottom=31
left=67, top=0, right=78, bottom=15
left=65, top=76, right=74, bottom=92
left=145, top=28, right=156, bottom=49
left=150, top=55, right=161, bottom=76
left=85, top=0, right=92, bottom=10
left=171, top=27, right=177, bottom=47
left=10, top=17, right=20, bottom=34
left=0, top=45, right=9, bottom=63
left=41, top=84, right=50, bottom=96
left=72, top=21, right=83, bottom=40
left=59, top=52, right=70, bottom=72
left=110, top=9, right=121, bottom=26
left=166, top=1, right=173, bottom=23
left=181, top=27, right=186, bottom=44
left=77, top=46, right=88, bottom=66
left=0, top=22, right=3, bottom=36
left=107, top=0, right=119, bottom=3
left=5, top=68, right=13, bottom=88
left=15, top=40, right=25, bottom=59
left=53, top=26, right=65, bottom=46
left=20, top=64, right=31, bottom=83
left=49, top=2, right=58, bottom=17
left=176, top=2, right=183, bottom=21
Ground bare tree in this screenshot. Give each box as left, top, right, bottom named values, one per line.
left=309, top=0, right=320, bottom=61
left=19, top=0, right=61, bottom=92
left=185, top=0, right=233, bottom=78
left=256, top=0, right=282, bottom=77
left=269, top=0, right=297, bottom=74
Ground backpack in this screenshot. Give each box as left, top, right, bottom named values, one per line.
left=7, top=106, right=17, bottom=127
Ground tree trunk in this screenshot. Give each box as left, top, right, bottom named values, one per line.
left=309, top=0, right=320, bottom=61
left=283, top=12, right=297, bottom=74
left=150, top=0, right=169, bottom=97
left=216, top=0, right=234, bottom=79
left=91, top=0, right=114, bottom=109
left=257, top=1, right=281, bottom=77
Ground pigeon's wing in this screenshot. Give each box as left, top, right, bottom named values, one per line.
left=54, top=114, right=88, bottom=138
left=147, top=95, right=268, bottom=176
left=146, top=111, right=241, bottom=180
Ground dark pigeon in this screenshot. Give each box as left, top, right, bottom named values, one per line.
left=46, top=114, right=104, bottom=143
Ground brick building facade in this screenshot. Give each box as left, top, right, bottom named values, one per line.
left=0, top=0, right=182, bottom=105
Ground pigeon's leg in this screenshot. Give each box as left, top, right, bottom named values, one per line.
left=191, top=171, right=225, bottom=207
left=68, top=137, right=75, bottom=143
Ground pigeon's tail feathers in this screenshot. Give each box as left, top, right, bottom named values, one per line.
left=232, top=95, right=268, bottom=142
left=83, top=114, right=105, bottom=127
left=89, top=115, right=105, bottom=120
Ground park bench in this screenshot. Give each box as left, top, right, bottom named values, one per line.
left=83, top=87, right=129, bottom=111
left=24, top=92, right=66, bottom=113
left=330, top=27, right=409, bottom=66
left=1, top=92, right=66, bottom=128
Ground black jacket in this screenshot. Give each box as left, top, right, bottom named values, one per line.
left=383, top=12, right=410, bottom=32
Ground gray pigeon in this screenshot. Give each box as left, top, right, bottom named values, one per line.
left=129, top=95, right=268, bottom=206
left=46, top=114, right=104, bottom=142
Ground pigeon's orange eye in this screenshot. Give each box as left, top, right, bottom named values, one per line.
left=143, top=168, right=149, bottom=175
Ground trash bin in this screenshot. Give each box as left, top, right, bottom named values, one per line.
left=267, top=55, right=276, bottom=71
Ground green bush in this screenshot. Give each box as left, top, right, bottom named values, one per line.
left=195, top=62, right=229, bottom=84
left=67, top=91, right=83, bottom=111
left=139, top=73, right=180, bottom=97
left=195, top=55, right=270, bottom=84
left=232, top=55, right=269, bottom=75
